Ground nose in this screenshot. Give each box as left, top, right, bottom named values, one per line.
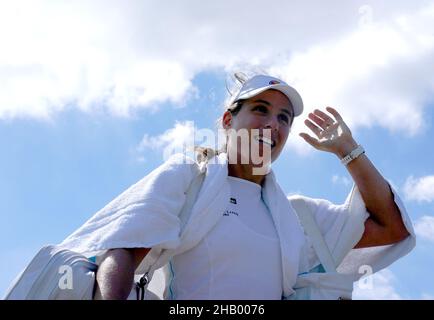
left=262, top=117, right=280, bottom=144
left=264, top=114, right=280, bottom=132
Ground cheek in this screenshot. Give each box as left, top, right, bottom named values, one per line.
left=283, top=127, right=291, bottom=138
left=247, top=116, right=266, bottom=128
left=279, top=128, right=290, bottom=144
left=233, top=115, right=261, bottom=130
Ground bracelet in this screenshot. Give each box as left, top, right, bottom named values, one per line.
left=340, top=145, right=365, bottom=166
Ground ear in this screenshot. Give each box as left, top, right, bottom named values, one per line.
left=222, top=111, right=233, bottom=129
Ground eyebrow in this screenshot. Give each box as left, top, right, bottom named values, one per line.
left=252, top=99, right=293, bottom=116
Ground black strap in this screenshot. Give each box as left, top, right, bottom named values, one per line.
left=135, top=272, right=149, bottom=300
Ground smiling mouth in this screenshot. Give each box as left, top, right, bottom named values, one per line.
left=254, top=135, right=276, bottom=148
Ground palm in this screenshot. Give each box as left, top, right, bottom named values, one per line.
left=299, top=107, right=352, bottom=153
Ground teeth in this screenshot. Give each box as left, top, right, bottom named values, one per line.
left=254, top=135, right=275, bottom=147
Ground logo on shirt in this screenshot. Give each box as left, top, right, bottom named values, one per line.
left=230, top=197, right=237, bottom=204
left=223, top=210, right=239, bottom=217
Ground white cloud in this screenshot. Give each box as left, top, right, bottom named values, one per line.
left=0, top=1, right=197, bottom=120
left=137, top=120, right=196, bottom=157
left=403, top=175, right=434, bottom=203
left=283, top=3, right=434, bottom=154
left=1, top=0, right=433, bottom=146
left=353, top=268, right=402, bottom=300
left=332, top=174, right=352, bottom=187
left=414, top=215, right=434, bottom=242
left=136, top=119, right=226, bottom=162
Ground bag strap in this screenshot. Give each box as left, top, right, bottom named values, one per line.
left=178, top=163, right=206, bottom=230
left=290, top=198, right=337, bottom=273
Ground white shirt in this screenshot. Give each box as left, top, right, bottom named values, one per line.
left=168, top=175, right=283, bottom=299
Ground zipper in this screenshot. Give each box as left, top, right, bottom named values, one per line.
left=135, top=272, right=149, bottom=300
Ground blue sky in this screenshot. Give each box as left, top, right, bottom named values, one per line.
left=1, top=1, right=434, bottom=299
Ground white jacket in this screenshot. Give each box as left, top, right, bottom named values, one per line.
left=59, top=152, right=416, bottom=299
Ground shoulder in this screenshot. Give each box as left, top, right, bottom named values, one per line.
left=287, top=194, right=334, bottom=211
left=147, top=153, right=198, bottom=181
left=288, top=193, right=347, bottom=226
left=120, top=153, right=199, bottom=202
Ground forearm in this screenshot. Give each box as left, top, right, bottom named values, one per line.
left=301, top=107, right=409, bottom=246
left=94, top=249, right=135, bottom=300
left=334, top=138, right=403, bottom=227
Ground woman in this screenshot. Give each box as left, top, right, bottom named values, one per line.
left=60, top=73, right=415, bottom=300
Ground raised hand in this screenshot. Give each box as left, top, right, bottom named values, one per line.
left=299, top=107, right=358, bottom=157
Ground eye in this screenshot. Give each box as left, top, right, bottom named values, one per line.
left=253, top=105, right=268, bottom=113
left=279, top=114, right=290, bottom=124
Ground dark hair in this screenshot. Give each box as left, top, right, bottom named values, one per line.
left=226, top=99, right=245, bottom=116
left=193, top=99, right=245, bottom=163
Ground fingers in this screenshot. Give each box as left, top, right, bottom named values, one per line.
left=313, top=109, right=334, bottom=124
left=308, top=113, right=329, bottom=131
left=307, top=107, right=342, bottom=130
left=325, top=106, right=343, bottom=122
left=299, top=132, right=320, bottom=148
left=304, top=119, right=322, bottom=138
left=301, top=107, right=345, bottom=150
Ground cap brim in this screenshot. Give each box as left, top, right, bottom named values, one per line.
left=236, top=84, right=303, bottom=117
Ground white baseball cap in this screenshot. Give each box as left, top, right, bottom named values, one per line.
left=230, top=75, right=304, bottom=117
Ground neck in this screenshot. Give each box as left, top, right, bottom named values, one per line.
left=227, top=163, right=266, bottom=186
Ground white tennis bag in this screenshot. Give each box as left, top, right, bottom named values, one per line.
left=3, top=245, right=97, bottom=300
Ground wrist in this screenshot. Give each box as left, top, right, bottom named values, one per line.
left=334, top=138, right=359, bottom=159
left=340, top=144, right=365, bottom=166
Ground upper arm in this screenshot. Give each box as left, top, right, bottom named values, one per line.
left=354, top=218, right=390, bottom=248
left=94, top=248, right=151, bottom=300
left=352, top=180, right=411, bottom=249
left=354, top=216, right=410, bottom=249
left=127, top=247, right=152, bottom=270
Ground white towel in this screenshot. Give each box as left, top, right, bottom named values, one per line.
left=59, top=153, right=195, bottom=257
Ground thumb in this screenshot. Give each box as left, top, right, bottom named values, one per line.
left=299, top=133, right=320, bottom=148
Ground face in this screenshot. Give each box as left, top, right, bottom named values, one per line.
left=223, top=89, right=294, bottom=166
